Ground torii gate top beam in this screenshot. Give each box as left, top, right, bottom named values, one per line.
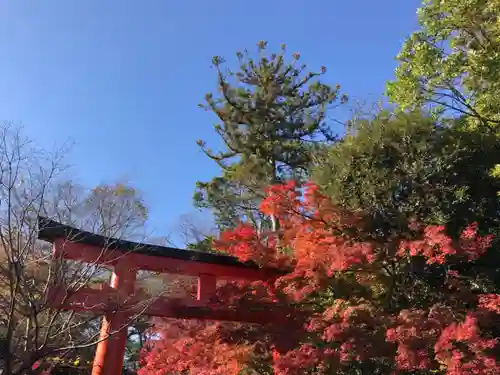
left=38, top=216, right=282, bottom=281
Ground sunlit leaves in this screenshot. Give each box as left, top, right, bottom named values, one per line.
left=141, top=180, right=499, bottom=374
left=387, top=0, right=500, bottom=131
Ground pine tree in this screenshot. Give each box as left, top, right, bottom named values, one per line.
left=195, top=41, right=347, bottom=229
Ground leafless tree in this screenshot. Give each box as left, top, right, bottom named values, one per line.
left=174, top=210, right=218, bottom=248
left=0, top=124, right=160, bottom=375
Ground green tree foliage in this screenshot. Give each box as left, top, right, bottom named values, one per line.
left=194, top=41, right=347, bottom=229
left=313, top=110, right=500, bottom=308
left=313, top=110, right=500, bottom=238
left=142, top=108, right=500, bottom=375
left=386, top=0, right=500, bottom=129
left=123, top=321, right=151, bottom=374
left=141, top=178, right=500, bottom=374
left=186, top=236, right=216, bottom=252
left=140, top=3, right=500, bottom=374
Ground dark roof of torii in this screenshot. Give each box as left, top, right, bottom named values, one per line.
left=37, top=216, right=270, bottom=270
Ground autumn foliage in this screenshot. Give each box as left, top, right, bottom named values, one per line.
left=139, top=182, right=499, bottom=375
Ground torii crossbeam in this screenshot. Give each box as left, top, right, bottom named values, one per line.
left=38, top=217, right=285, bottom=375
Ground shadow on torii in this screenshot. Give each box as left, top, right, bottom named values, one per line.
left=38, top=216, right=285, bottom=375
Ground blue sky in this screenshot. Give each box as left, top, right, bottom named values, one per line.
left=0, top=0, right=422, bottom=243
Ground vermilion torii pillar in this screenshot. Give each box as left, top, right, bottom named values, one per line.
left=38, top=217, right=284, bottom=375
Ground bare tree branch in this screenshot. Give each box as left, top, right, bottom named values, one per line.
left=0, top=123, right=163, bottom=375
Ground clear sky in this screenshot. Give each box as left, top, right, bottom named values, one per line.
left=0, top=0, right=422, bottom=242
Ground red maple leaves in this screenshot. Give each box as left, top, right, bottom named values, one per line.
left=386, top=305, right=453, bottom=371
left=138, top=319, right=253, bottom=375
left=479, top=294, right=500, bottom=314
left=434, top=314, right=499, bottom=375
left=215, top=223, right=279, bottom=266
left=140, top=182, right=499, bottom=375
left=398, top=223, right=493, bottom=265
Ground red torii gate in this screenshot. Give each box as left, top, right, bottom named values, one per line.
left=38, top=217, right=285, bottom=375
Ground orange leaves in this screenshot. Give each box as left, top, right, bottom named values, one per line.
left=386, top=309, right=500, bottom=375
left=140, top=181, right=499, bottom=375
left=214, top=181, right=379, bottom=303
left=398, top=225, right=454, bottom=264
left=272, top=344, right=323, bottom=375
left=214, top=223, right=278, bottom=266
left=274, top=300, right=393, bottom=374
left=478, top=294, right=500, bottom=314
left=275, top=229, right=376, bottom=300
left=256, top=181, right=378, bottom=301
left=224, top=182, right=494, bottom=277
left=398, top=223, right=493, bottom=265
left=259, top=180, right=300, bottom=218
left=434, top=314, right=500, bottom=375
left=319, top=300, right=390, bottom=364
left=386, top=306, right=453, bottom=372
left=458, top=222, right=494, bottom=261
left=138, top=320, right=253, bottom=375
left=291, top=224, right=375, bottom=273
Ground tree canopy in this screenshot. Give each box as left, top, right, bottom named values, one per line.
left=4, top=0, right=500, bottom=374
left=194, top=42, right=346, bottom=230
left=387, top=0, right=500, bottom=131
left=140, top=180, right=500, bottom=375
left=139, top=2, right=500, bottom=372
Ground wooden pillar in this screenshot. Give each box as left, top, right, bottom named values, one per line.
left=92, top=261, right=136, bottom=375
left=197, top=274, right=216, bottom=302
